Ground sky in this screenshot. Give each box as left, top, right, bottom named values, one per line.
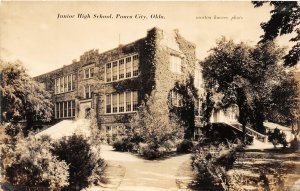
left=0, top=1, right=296, bottom=77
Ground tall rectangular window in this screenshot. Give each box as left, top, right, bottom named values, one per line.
left=133, top=60, right=138, bottom=76
left=119, top=59, right=125, bottom=79
left=90, top=68, right=94, bottom=78
left=55, top=79, right=59, bottom=94
left=59, top=102, right=63, bottom=118
left=55, top=102, right=59, bottom=118
left=194, top=68, right=202, bottom=89
left=68, top=101, right=72, bottom=117
left=68, top=75, right=72, bottom=91
left=84, top=68, right=94, bottom=79
left=112, top=94, right=118, bottom=113
left=84, top=69, right=89, bottom=79
left=125, top=59, right=132, bottom=78
left=119, top=93, right=124, bottom=112
left=84, top=85, right=91, bottom=99
left=60, top=77, right=64, bottom=93
left=72, top=74, right=75, bottom=90
left=171, top=90, right=183, bottom=107
left=133, top=91, right=138, bottom=111
left=63, top=102, right=68, bottom=118
left=170, top=55, right=182, bottom=74
left=106, top=95, right=111, bottom=113
left=58, top=78, right=61, bottom=93
left=106, top=63, right=112, bottom=82
left=112, top=61, right=118, bottom=81
left=71, top=100, right=75, bottom=117
left=64, top=76, right=68, bottom=92
left=126, top=92, right=131, bottom=112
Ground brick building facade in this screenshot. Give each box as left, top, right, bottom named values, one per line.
left=34, top=27, right=204, bottom=137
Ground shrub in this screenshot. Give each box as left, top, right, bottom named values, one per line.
left=86, top=112, right=106, bottom=186
left=113, top=137, right=135, bottom=152
left=192, top=143, right=239, bottom=190
left=290, top=138, right=300, bottom=150
left=118, top=104, right=184, bottom=159
left=267, top=128, right=288, bottom=148
left=176, top=139, right=194, bottom=153
left=52, top=134, right=105, bottom=190
left=138, top=143, right=162, bottom=159
left=4, top=134, right=69, bottom=190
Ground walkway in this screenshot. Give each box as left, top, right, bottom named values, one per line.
left=97, top=145, right=193, bottom=191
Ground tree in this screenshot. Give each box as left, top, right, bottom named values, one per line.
left=169, top=76, right=198, bottom=140
left=253, top=1, right=300, bottom=67
left=0, top=60, right=53, bottom=132
left=201, top=37, right=298, bottom=136
left=4, top=133, right=69, bottom=190
left=52, top=134, right=101, bottom=190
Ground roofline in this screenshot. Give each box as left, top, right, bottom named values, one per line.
left=33, top=37, right=146, bottom=79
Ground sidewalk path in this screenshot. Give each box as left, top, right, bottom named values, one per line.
left=100, top=145, right=192, bottom=191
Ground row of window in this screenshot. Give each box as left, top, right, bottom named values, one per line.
left=105, top=91, right=138, bottom=114
left=55, top=100, right=76, bottom=119
left=105, top=54, right=139, bottom=82
left=55, top=74, right=75, bottom=94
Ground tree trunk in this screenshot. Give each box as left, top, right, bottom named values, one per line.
left=237, top=88, right=249, bottom=143
left=253, top=101, right=266, bottom=134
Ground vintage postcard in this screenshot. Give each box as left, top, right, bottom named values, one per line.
left=0, top=1, right=299, bottom=191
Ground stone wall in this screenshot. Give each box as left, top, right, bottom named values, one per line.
left=34, top=27, right=200, bottom=136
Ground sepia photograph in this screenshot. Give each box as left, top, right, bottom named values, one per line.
left=0, top=1, right=299, bottom=190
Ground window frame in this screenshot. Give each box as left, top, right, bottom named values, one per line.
left=105, top=54, right=139, bottom=83
left=55, top=74, right=74, bottom=95
left=105, top=91, right=138, bottom=114
left=55, top=100, right=76, bottom=119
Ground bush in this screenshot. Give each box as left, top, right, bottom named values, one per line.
left=113, top=137, right=135, bottom=152
left=176, top=139, right=194, bottom=153
left=4, top=134, right=69, bottom=190
left=138, top=143, right=162, bottom=159
left=192, top=143, right=239, bottom=190
left=117, top=104, right=184, bottom=159
left=290, top=138, right=300, bottom=150
left=52, top=134, right=105, bottom=190
left=267, top=128, right=288, bottom=148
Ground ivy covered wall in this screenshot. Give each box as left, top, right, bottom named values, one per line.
left=34, top=27, right=201, bottom=137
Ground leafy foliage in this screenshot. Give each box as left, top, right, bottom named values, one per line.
left=3, top=131, right=69, bottom=190
left=52, top=134, right=104, bottom=190
left=113, top=136, right=135, bottom=152
left=0, top=60, right=53, bottom=132
left=169, top=77, right=198, bottom=140
left=192, top=143, right=239, bottom=190
left=86, top=112, right=107, bottom=185
left=252, top=1, right=300, bottom=66
left=201, top=38, right=298, bottom=135
left=201, top=123, right=253, bottom=146
left=113, top=104, right=184, bottom=159
left=267, top=128, right=288, bottom=148
left=176, top=139, right=195, bottom=153
left=290, top=138, right=300, bottom=150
